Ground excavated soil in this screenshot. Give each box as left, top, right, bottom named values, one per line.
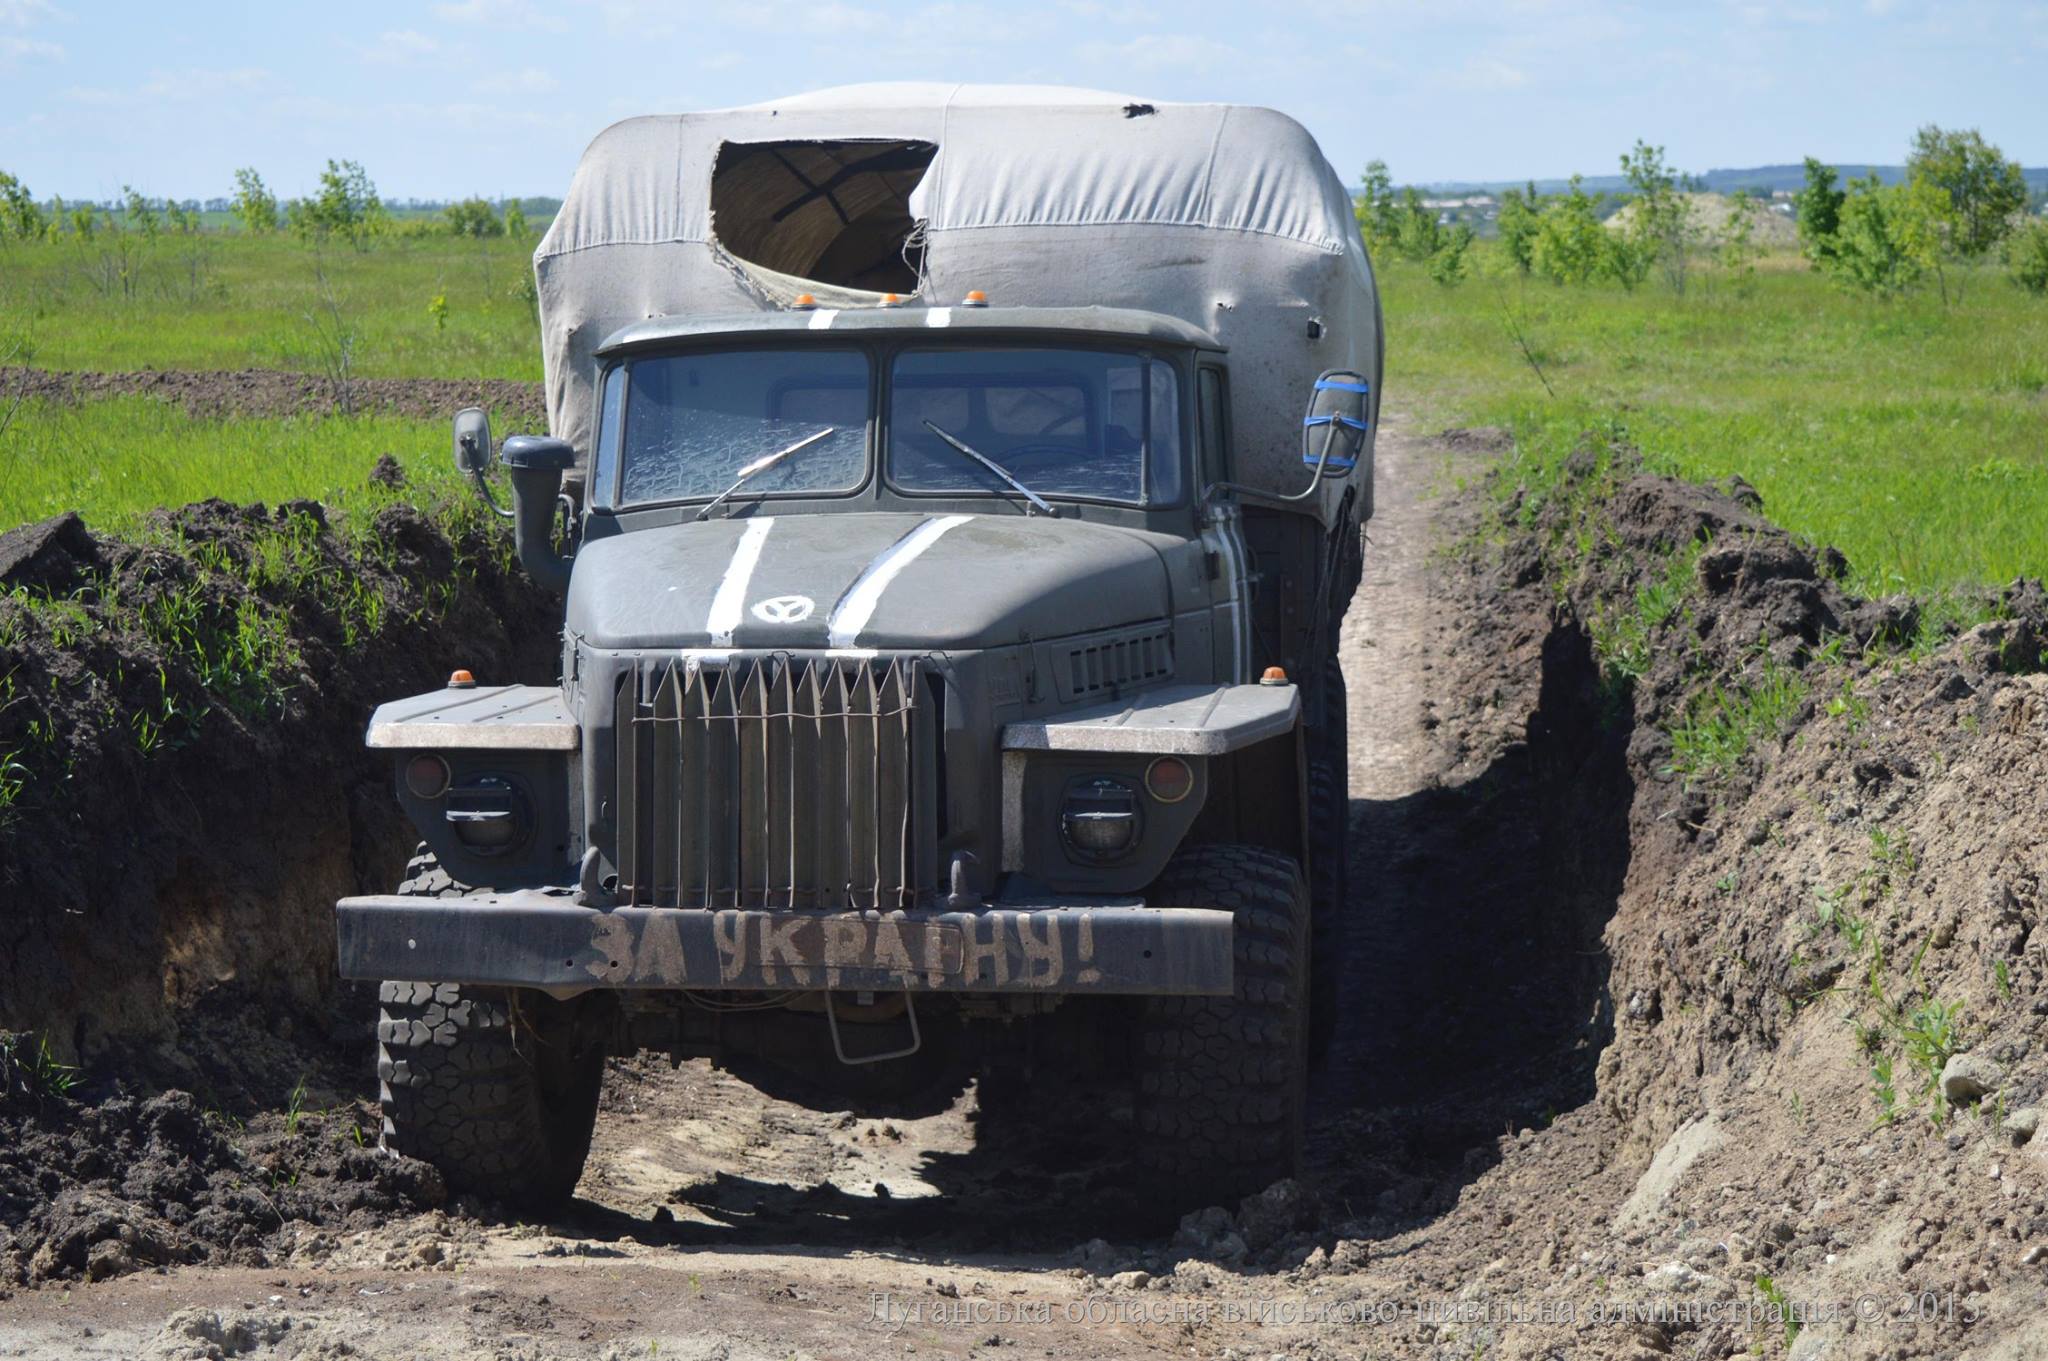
left=0, top=487, right=559, bottom=1071
left=0, top=367, right=545, bottom=426
left=4, top=410, right=2048, bottom=1359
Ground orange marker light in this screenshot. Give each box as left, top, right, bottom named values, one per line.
left=881, top=292, right=903, bottom=307
left=1259, top=665, right=1289, bottom=686
left=448, top=669, right=476, bottom=689
left=962, top=289, right=989, bottom=307
left=792, top=293, right=818, bottom=310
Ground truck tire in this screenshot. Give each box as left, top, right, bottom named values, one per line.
left=376, top=849, right=605, bottom=1216
left=1134, top=845, right=1308, bottom=1204
left=1307, top=653, right=1350, bottom=1061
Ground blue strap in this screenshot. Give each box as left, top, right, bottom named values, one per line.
left=1314, top=378, right=1371, bottom=394
left=1303, top=414, right=1370, bottom=431
left=1304, top=453, right=1359, bottom=469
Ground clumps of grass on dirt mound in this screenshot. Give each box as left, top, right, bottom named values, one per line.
left=0, top=470, right=559, bottom=1063
left=0, top=1077, right=443, bottom=1288
left=1301, top=426, right=2048, bottom=1360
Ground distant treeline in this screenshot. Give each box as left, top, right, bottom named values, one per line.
left=1361, top=125, right=2048, bottom=300
left=1420, top=163, right=2048, bottom=201
left=0, top=160, right=557, bottom=247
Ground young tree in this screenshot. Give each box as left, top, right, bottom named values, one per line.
left=1793, top=157, right=1844, bottom=266
left=1354, top=160, right=1402, bottom=255
left=1427, top=224, right=1475, bottom=286
left=292, top=160, right=386, bottom=249
left=0, top=171, right=46, bottom=241
left=503, top=199, right=529, bottom=240
left=232, top=168, right=280, bottom=234
left=1719, top=190, right=1762, bottom=288
left=1619, top=140, right=1698, bottom=294
left=122, top=186, right=160, bottom=238
left=1392, top=187, right=1445, bottom=260
left=1827, top=174, right=1936, bottom=297
left=1907, top=125, right=2028, bottom=267
left=1495, top=184, right=1541, bottom=274
left=444, top=197, right=503, bottom=238
left=2005, top=218, right=2048, bottom=297
left=1530, top=176, right=1607, bottom=285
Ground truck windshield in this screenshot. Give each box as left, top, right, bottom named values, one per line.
left=888, top=349, right=1183, bottom=506
left=606, top=349, right=869, bottom=507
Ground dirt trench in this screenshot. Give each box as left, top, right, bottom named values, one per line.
left=6, top=407, right=2048, bottom=1359
left=0, top=409, right=1601, bottom=1357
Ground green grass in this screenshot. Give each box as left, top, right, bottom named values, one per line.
left=0, top=1030, right=80, bottom=1100
left=1, top=232, right=542, bottom=380
left=1382, top=253, right=2048, bottom=595
left=5, top=232, right=2045, bottom=600
left=1666, top=650, right=1809, bottom=780
left=0, top=396, right=462, bottom=532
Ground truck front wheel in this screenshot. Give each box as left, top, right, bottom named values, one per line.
left=375, top=852, right=605, bottom=1215
left=1133, top=844, right=1308, bottom=1204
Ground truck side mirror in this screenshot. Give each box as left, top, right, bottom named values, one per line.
left=1301, top=371, right=1369, bottom=479
left=498, top=435, right=578, bottom=594
left=453, top=408, right=492, bottom=476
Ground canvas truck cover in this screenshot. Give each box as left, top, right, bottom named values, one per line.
left=534, top=83, right=1382, bottom=522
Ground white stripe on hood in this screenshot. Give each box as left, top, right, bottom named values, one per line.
left=704, top=517, right=775, bottom=647
left=826, top=515, right=974, bottom=648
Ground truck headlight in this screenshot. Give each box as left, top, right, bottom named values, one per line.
left=444, top=774, right=528, bottom=855
left=1061, top=777, right=1141, bottom=860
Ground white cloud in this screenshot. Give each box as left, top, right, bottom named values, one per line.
left=1444, top=56, right=1528, bottom=91
left=369, top=28, right=440, bottom=60
left=698, top=50, right=743, bottom=71
left=0, top=0, right=58, bottom=26
left=140, top=66, right=274, bottom=99
left=0, top=33, right=58, bottom=63
left=432, top=0, right=567, bottom=31
left=59, top=66, right=270, bottom=105
left=507, top=66, right=559, bottom=92
left=1057, top=0, right=1160, bottom=23
left=1076, top=32, right=1235, bottom=73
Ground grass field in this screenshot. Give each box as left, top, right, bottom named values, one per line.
left=4, top=232, right=2046, bottom=599
left=1378, top=254, right=2048, bottom=596
left=0, top=398, right=456, bottom=535
left=0, top=233, right=541, bottom=380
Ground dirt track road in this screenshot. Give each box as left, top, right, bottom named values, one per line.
left=0, top=409, right=1475, bottom=1361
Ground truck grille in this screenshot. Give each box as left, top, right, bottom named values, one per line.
left=613, top=655, right=937, bottom=910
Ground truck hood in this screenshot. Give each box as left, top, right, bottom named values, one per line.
left=567, top=512, right=1179, bottom=653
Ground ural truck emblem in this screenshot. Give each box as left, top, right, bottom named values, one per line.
left=750, top=594, right=815, bottom=624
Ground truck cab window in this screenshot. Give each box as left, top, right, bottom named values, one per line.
left=1198, top=366, right=1228, bottom=490
left=613, top=349, right=870, bottom=507
left=887, top=348, right=1184, bottom=506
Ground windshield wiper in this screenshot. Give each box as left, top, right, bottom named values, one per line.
left=695, top=426, right=838, bottom=521
left=920, top=420, right=1055, bottom=517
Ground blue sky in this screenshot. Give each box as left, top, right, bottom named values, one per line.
left=2, top=0, right=2041, bottom=201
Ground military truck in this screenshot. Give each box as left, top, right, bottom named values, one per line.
left=337, top=84, right=1381, bottom=1211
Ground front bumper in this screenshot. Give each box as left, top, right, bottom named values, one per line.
left=335, top=891, right=1233, bottom=996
